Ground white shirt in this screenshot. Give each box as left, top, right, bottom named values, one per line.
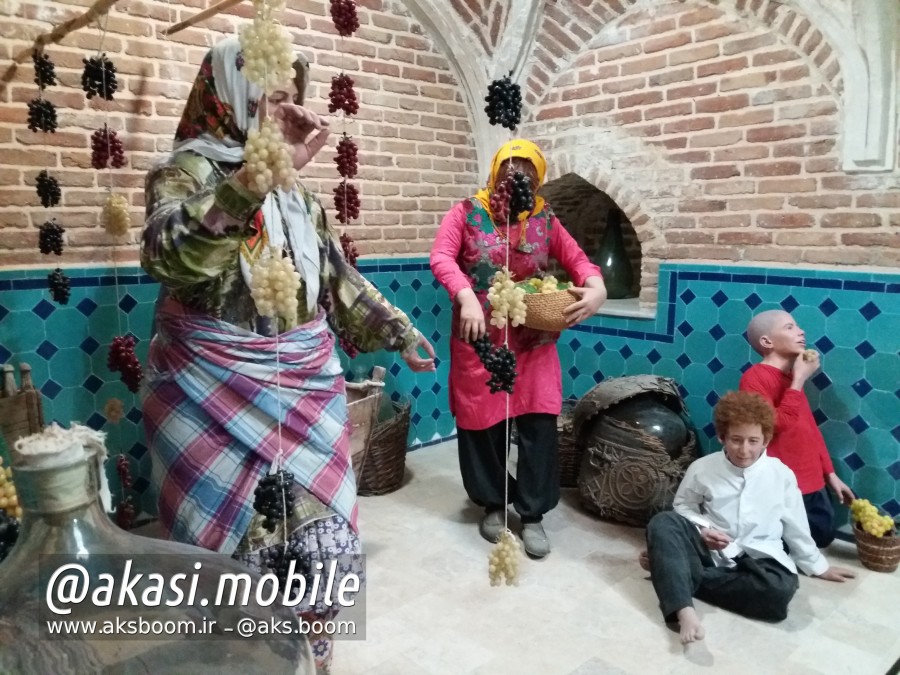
left=674, top=450, right=829, bottom=577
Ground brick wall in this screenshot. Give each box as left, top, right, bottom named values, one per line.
left=0, top=0, right=479, bottom=267
left=448, top=0, right=508, bottom=56
left=516, top=0, right=899, bottom=304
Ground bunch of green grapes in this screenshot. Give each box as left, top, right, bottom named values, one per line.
left=524, top=275, right=572, bottom=294
left=488, top=530, right=520, bottom=586
left=487, top=267, right=526, bottom=329
left=250, top=246, right=302, bottom=327
left=0, top=457, right=22, bottom=519
left=850, top=498, right=897, bottom=538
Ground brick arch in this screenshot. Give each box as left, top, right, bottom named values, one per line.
left=522, top=0, right=843, bottom=110
left=448, top=0, right=511, bottom=56
left=547, top=142, right=684, bottom=305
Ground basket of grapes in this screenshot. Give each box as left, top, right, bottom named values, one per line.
left=850, top=498, right=900, bottom=573
left=519, top=276, right=577, bottom=332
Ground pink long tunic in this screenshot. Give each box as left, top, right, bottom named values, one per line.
left=430, top=199, right=601, bottom=431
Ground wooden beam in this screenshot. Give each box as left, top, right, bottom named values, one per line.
left=163, top=0, right=245, bottom=36
left=10, top=0, right=121, bottom=64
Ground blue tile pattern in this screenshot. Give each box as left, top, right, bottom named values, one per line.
left=1, top=260, right=898, bottom=520
left=555, top=263, right=900, bottom=517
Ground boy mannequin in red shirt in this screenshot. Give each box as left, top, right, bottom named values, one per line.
left=739, top=310, right=855, bottom=547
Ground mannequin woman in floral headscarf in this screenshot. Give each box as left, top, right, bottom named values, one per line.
left=141, top=37, right=435, bottom=673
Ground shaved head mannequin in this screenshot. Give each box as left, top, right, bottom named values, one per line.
left=746, top=310, right=791, bottom=355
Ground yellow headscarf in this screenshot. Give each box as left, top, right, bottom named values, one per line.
left=475, top=138, right=547, bottom=222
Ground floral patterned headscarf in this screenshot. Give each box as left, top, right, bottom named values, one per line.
left=170, top=37, right=321, bottom=313
left=172, top=37, right=261, bottom=163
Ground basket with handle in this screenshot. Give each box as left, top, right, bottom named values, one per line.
left=853, top=522, right=900, bottom=573
left=523, top=289, right=577, bottom=332
left=344, top=366, right=386, bottom=480
left=357, top=400, right=411, bottom=496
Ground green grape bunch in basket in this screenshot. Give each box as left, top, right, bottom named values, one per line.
left=850, top=498, right=898, bottom=538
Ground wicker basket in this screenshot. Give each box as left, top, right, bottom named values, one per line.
left=853, top=522, right=900, bottom=573
left=523, top=289, right=577, bottom=332
left=357, top=401, right=411, bottom=496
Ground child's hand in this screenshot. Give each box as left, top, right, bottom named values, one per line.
left=791, top=350, right=820, bottom=385
left=700, top=526, right=732, bottom=551
left=815, top=566, right=856, bottom=582
left=826, top=472, right=855, bottom=506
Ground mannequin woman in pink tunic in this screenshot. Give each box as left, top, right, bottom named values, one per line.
left=430, top=139, right=606, bottom=557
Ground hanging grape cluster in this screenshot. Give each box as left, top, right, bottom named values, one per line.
left=91, top=125, right=126, bottom=169
left=488, top=530, right=520, bottom=586
left=239, top=19, right=295, bottom=94
left=509, top=171, right=535, bottom=217
left=244, top=119, right=298, bottom=196
left=484, top=72, right=522, bottom=130
left=27, top=99, right=57, bottom=133
left=115, top=455, right=136, bottom=530
left=81, top=54, right=118, bottom=100
left=28, top=50, right=58, bottom=133
left=489, top=174, right=512, bottom=225
left=35, top=170, right=61, bottom=208
left=473, top=335, right=517, bottom=394
left=335, top=133, right=358, bottom=178
left=48, top=268, right=71, bottom=305
left=340, top=232, right=359, bottom=268
left=38, top=220, right=64, bottom=256
left=108, top=335, right=143, bottom=393
left=104, top=397, right=125, bottom=423
left=0, top=509, right=19, bottom=565
left=249, top=248, right=302, bottom=326
left=253, top=469, right=296, bottom=533
left=333, top=181, right=360, bottom=224
left=33, top=51, right=57, bottom=88
left=265, top=542, right=306, bottom=597
left=0, top=457, right=21, bottom=520
left=487, top=267, right=527, bottom=329
left=101, top=193, right=131, bottom=236
left=330, top=0, right=360, bottom=36
left=328, top=74, right=359, bottom=116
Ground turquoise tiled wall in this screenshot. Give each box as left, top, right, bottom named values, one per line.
left=558, top=263, right=900, bottom=521
left=1, top=260, right=898, bottom=522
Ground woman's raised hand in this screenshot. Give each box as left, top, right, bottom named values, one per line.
left=272, top=104, right=331, bottom=171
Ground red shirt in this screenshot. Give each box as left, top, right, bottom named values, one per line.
left=739, top=363, right=834, bottom=494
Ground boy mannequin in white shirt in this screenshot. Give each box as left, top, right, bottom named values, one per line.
left=639, top=391, right=855, bottom=644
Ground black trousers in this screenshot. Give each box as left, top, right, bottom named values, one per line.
left=646, top=511, right=799, bottom=623
left=803, top=487, right=835, bottom=548
left=456, top=413, right=559, bottom=523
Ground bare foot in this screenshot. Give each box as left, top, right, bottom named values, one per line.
left=675, top=607, right=705, bottom=644
left=638, top=550, right=650, bottom=572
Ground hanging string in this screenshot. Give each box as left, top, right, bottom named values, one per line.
left=501, top=138, right=514, bottom=535
left=96, top=13, right=123, bottom=341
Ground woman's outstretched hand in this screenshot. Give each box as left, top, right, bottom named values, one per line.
left=563, top=277, right=607, bottom=326
left=402, top=331, right=436, bottom=372
left=272, top=104, right=331, bottom=171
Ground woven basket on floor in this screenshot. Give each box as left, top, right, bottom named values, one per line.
left=523, top=289, right=577, bottom=332
left=853, top=522, right=900, bottom=573
left=357, top=401, right=411, bottom=496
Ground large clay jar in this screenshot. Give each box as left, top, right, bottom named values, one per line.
left=574, top=376, right=697, bottom=527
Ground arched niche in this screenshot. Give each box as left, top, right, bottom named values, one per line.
left=540, top=173, right=641, bottom=300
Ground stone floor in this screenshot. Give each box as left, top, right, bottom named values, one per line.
left=332, top=441, right=900, bottom=675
